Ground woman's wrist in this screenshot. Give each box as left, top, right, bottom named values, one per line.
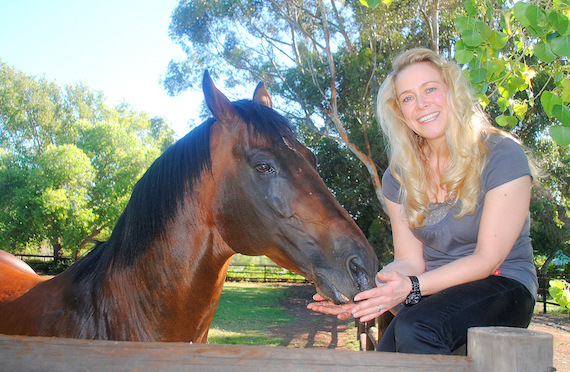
left=405, top=275, right=421, bottom=305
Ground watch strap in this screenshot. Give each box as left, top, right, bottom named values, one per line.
left=405, top=275, right=421, bottom=305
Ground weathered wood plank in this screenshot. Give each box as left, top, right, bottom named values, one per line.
left=0, top=334, right=474, bottom=371
left=468, top=327, right=554, bottom=372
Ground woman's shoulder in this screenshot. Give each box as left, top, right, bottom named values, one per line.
left=484, top=132, right=523, bottom=154
left=382, top=165, right=401, bottom=203
left=482, top=132, right=530, bottom=191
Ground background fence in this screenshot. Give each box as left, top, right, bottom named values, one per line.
left=14, top=254, right=567, bottom=312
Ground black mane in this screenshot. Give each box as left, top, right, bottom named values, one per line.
left=70, top=99, right=295, bottom=283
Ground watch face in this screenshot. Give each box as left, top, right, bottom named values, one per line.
left=407, top=292, right=421, bottom=305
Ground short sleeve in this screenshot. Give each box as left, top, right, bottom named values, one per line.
left=482, top=136, right=531, bottom=192
left=382, top=166, right=402, bottom=203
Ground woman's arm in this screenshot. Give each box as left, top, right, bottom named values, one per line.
left=416, top=175, right=532, bottom=295
left=350, top=175, right=531, bottom=322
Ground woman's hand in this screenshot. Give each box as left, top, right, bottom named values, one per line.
left=307, top=271, right=413, bottom=322
left=350, top=271, right=412, bottom=322
left=306, top=293, right=356, bottom=320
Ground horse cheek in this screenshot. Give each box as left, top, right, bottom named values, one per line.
left=213, top=184, right=267, bottom=255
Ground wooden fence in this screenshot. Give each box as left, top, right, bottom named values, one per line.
left=225, top=263, right=306, bottom=283
left=0, top=327, right=553, bottom=371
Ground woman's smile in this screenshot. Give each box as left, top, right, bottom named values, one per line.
left=418, top=111, right=440, bottom=123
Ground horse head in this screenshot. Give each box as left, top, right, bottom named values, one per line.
left=203, top=72, right=378, bottom=304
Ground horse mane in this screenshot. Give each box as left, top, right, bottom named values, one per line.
left=70, top=99, right=295, bottom=284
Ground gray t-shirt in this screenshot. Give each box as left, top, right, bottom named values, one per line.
left=382, top=134, right=538, bottom=298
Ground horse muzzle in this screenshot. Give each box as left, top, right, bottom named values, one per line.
left=313, top=255, right=377, bottom=305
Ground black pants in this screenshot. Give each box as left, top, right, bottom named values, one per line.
left=376, top=276, right=535, bottom=354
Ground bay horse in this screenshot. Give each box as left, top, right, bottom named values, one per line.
left=0, top=72, right=378, bottom=342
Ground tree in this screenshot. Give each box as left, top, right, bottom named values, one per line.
left=35, top=144, right=96, bottom=259
left=531, top=138, right=570, bottom=272
left=0, top=61, right=175, bottom=257
left=454, top=0, right=570, bottom=147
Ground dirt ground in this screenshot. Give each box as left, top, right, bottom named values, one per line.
left=271, top=283, right=570, bottom=372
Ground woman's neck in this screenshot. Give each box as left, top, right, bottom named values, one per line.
left=424, top=144, right=450, bottom=203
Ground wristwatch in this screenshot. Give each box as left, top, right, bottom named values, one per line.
left=405, top=276, right=421, bottom=305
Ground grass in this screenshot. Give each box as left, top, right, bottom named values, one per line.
left=208, top=283, right=296, bottom=346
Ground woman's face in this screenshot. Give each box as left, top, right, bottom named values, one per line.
left=395, top=62, right=450, bottom=150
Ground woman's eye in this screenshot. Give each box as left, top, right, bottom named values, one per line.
left=427, top=87, right=435, bottom=93
left=255, top=163, right=274, bottom=174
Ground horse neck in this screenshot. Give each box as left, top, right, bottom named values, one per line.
left=121, top=215, right=234, bottom=341
left=67, top=199, right=235, bottom=342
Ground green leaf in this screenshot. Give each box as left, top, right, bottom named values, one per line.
left=496, top=114, right=518, bottom=127
left=476, top=20, right=493, bottom=39
left=552, top=104, right=570, bottom=124
left=484, top=60, right=503, bottom=77
left=497, top=97, right=510, bottom=112
left=464, top=0, right=477, bottom=16
left=550, top=280, right=565, bottom=289
left=455, top=48, right=474, bottom=64
left=488, top=30, right=508, bottom=49
left=551, top=35, right=570, bottom=56
left=514, top=3, right=549, bottom=37
left=456, top=16, right=486, bottom=46
left=462, top=29, right=484, bottom=47
left=540, top=91, right=563, bottom=116
left=525, top=4, right=548, bottom=28
left=534, top=41, right=558, bottom=62
left=562, top=79, right=570, bottom=103
left=470, top=65, right=488, bottom=83
left=498, top=83, right=517, bottom=100
left=548, top=10, right=569, bottom=35
left=513, top=2, right=532, bottom=27
left=476, top=93, right=490, bottom=108
left=549, top=125, right=570, bottom=147
left=359, top=0, right=382, bottom=9
left=513, top=103, right=528, bottom=118
left=455, top=16, right=471, bottom=33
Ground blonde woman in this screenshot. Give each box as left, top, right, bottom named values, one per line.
left=308, top=48, right=537, bottom=354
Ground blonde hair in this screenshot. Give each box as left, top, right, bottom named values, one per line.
left=377, top=48, right=504, bottom=228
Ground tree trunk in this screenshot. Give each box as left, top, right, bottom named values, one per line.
left=53, top=238, right=62, bottom=263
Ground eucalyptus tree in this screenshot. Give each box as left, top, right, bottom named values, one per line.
left=0, top=61, right=175, bottom=258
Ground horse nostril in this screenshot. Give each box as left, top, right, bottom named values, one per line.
left=347, top=256, right=370, bottom=293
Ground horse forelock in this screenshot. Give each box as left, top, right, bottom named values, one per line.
left=232, top=99, right=297, bottom=146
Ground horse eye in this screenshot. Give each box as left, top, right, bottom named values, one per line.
left=255, top=163, right=274, bottom=174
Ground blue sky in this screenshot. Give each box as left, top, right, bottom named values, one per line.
left=0, top=0, right=203, bottom=138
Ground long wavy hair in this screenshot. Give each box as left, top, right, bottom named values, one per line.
left=377, top=48, right=504, bottom=228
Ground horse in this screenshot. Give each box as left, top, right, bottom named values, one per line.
left=0, top=72, right=378, bottom=343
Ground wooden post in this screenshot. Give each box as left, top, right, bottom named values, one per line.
left=468, top=327, right=554, bottom=372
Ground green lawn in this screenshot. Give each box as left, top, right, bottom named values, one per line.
left=208, top=283, right=295, bottom=346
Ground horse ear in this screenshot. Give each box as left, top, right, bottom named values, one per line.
left=253, top=82, right=273, bottom=108
left=203, top=70, right=235, bottom=122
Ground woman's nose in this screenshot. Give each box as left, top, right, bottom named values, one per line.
left=416, top=95, right=429, bottom=108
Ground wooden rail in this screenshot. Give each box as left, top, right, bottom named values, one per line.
left=0, top=327, right=553, bottom=371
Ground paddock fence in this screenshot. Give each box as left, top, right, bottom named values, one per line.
left=0, top=326, right=554, bottom=371
left=16, top=254, right=307, bottom=283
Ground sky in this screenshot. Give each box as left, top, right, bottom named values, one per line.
left=0, top=0, right=204, bottom=139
